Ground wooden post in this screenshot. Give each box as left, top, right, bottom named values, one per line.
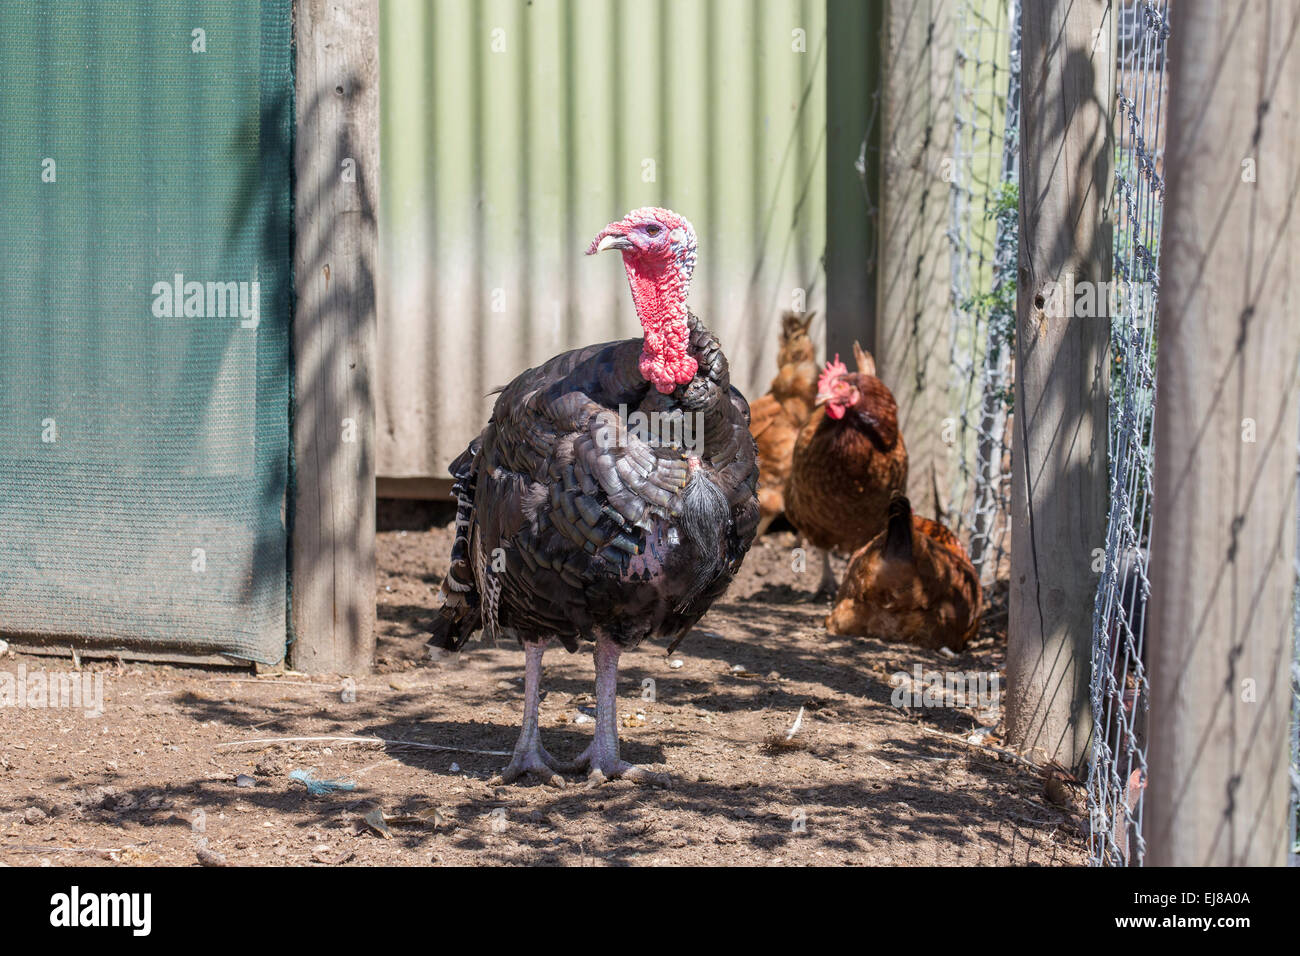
left=826, top=0, right=883, bottom=364
left=290, top=0, right=379, bottom=675
left=875, top=0, right=956, bottom=518
left=1145, top=0, right=1300, bottom=866
left=1005, top=0, right=1112, bottom=772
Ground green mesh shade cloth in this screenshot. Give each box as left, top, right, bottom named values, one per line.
left=0, top=2, right=293, bottom=663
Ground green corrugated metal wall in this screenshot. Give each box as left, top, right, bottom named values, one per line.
left=378, top=0, right=832, bottom=480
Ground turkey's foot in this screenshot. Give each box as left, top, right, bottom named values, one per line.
left=492, top=735, right=566, bottom=788
left=492, top=639, right=564, bottom=787
left=559, top=741, right=671, bottom=789
left=559, top=632, right=671, bottom=788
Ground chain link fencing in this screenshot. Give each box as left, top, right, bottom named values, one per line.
left=1292, top=426, right=1300, bottom=866
left=1085, top=0, right=1172, bottom=867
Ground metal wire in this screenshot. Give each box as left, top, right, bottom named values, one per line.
left=1292, top=427, right=1300, bottom=866
left=946, top=0, right=1019, bottom=586
left=1086, top=0, right=1171, bottom=868
left=944, top=0, right=1297, bottom=868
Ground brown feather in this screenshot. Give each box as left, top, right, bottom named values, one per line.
left=825, top=503, right=982, bottom=652
left=750, top=311, right=820, bottom=534
left=784, top=370, right=908, bottom=553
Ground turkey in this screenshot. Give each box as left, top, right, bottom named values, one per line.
left=428, top=207, right=760, bottom=787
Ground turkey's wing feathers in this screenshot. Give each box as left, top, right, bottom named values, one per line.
left=433, top=319, right=758, bottom=652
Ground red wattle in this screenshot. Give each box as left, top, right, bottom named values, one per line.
left=624, top=258, right=696, bottom=393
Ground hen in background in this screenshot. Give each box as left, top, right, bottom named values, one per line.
left=749, top=310, right=819, bottom=536
left=784, top=344, right=908, bottom=595
left=826, top=495, right=981, bottom=651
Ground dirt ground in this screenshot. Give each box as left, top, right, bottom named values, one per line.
left=0, top=503, right=1087, bottom=867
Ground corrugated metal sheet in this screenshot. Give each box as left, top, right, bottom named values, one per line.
left=378, top=0, right=827, bottom=481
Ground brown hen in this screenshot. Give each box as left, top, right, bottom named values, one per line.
left=749, top=311, right=819, bottom=535
left=826, top=495, right=981, bottom=652
left=784, top=345, right=908, bottom=593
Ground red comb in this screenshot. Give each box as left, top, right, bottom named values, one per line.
left=817, top=354, right=849, bottom=394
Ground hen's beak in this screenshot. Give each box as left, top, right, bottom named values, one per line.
left=814, top=391, right=832, bottom=406
left=596, top=233, right=634, bottom=253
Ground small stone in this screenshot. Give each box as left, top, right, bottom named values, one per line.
left=574, top=712, right=594, bottom=725
left=669, top=659, right=684, bottom=669
left=23, top=806, right=46, bottom=824
left=235, top=774, right=255, bottom=788
left=449, top=762, right=460, bottom=773
left=1045, top=776, right=1074, bottom=808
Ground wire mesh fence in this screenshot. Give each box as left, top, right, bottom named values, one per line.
left=1086, top=0, right=1171, bottom=867
left=945, top=0, right=1020, bottom=586
left=1293, top=422, right=1300, bottom=866
left=941, top=0, right=1300, bottom=867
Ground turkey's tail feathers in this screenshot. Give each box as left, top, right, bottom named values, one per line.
left=674, top=470, right=731, bottom=612
left=428, top=601, right=482, bottom=652
left=428, top=441, right=483, bottom=652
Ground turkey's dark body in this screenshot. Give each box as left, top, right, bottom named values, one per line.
left=431, top=313, right=759, bottom=654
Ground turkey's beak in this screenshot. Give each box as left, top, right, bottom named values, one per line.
left=596, top=233, right=634, bottom=253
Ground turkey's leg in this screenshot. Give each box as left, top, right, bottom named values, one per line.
left=561, top=634, right=670, bottom=787
left=493, top=640, right=565, bottom=788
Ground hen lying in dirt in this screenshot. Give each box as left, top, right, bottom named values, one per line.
left=784, top=345, right=908, bottom=594
left=749, top=310, right=819, bottom=536
left=826, top=495, right=981, bottom=652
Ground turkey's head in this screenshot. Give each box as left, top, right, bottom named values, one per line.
left=588, top=207, right=699, bottom=393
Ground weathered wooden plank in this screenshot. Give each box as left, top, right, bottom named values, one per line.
left=1005, top=0, right=1112, bottom=771
left=7, top=639, right=253, bottom=670
left=1145, top=0, right=1300, bottom=866
left=290, top=0, right=379, bottom=675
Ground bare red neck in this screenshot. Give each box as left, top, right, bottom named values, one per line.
left=623, top=256, right=698, bottom=394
